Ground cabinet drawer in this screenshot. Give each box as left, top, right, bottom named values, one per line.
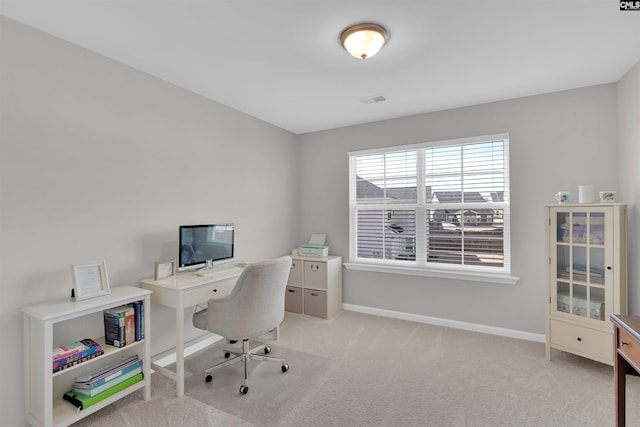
left=183, top=277, right=236, bottom=307
left=288, top=260, right=303, bottom=286
left=304, top=289, right=327, bottom=318
left=285, top=286, right=303, bottom=314
left=550, top=319, right=612, bottom=363
left=304, top=261, right=327, bottom=291
left=618, top=327, right=640, bottom=364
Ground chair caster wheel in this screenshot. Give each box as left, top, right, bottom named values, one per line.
left=239, top=385, right=249, bottom=394
left=224, top=352, right=231, bottom=358
left=264, top=346, right=271, bottom=354
left=205, top=374, right=213, bottom=382
left=281, top=364, right=289, bottom=372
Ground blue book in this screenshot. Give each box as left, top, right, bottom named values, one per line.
left=73, top=354, right=142, bottom=388
left=127, top=301, right=144, bottom=341
left=72, top=366, right=142, bottom=396
left=74, top=358, right=142, bottom=390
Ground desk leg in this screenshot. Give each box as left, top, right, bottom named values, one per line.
left=176, top=293, right=185, bottom=397
left=615, top=349, right=626, bottom=427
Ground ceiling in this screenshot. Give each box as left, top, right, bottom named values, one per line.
left=1, top=1, right=639, bottom=134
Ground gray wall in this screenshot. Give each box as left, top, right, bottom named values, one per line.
left=617, top=61, right=640, bottom=316
left=297, top=84, right=622, bottom=334
left=0, top=17, right=297, bottom=426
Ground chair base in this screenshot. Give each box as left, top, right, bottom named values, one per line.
left=204, top=339, right=289, bottom=394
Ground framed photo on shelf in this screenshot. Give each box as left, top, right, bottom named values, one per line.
left=154, top=259, right=177, bottom=280
left=72, top=260, right=111, bottom=301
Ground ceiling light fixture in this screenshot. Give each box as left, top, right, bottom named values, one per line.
left=340, top=23, right=389, bottom=60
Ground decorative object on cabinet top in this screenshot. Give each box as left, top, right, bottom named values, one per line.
left=72, top=259, right=110, bottom=301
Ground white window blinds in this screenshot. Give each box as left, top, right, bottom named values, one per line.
left=349, top=134, right=511, bottom=274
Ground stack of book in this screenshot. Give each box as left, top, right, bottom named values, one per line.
left=103, top=301, right=144, bottom=348
left=63, top=355, right=143, bottom=410
left=52, top=338, right=103, bottom=373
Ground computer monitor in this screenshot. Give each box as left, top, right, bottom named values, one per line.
left=178, top=224, right=235, bottom=271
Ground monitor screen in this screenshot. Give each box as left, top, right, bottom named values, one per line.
left=178, top=224, right=235, bottom=270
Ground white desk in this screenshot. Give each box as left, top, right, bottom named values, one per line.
left=141, top=265, right=244, bottom=397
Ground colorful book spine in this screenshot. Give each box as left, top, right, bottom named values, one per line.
left=124, top=308, right=135, bottom=346
left=72, top=366, right=142, bottom=396
left=127, top=301, right=144, bottom=341
left=53, top=349, right=105, bottom=373
left=63, top=373, right=143, bottom=410
left=52, top=339, right=103, bottom=373
left=103, top=306, right=134, bottom=347
left=140, top=302, right=145, bottom=340
left=73, top=358, right=142, bottom=389
left=53, top=341, right=87, bottom=361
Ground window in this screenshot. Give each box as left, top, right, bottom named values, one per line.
left=348, top=134, right=512, bottom=280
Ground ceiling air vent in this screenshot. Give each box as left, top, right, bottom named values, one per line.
left=360, top=95, right=387, bottom=104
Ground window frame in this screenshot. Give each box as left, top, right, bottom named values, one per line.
left=346, top=133, right=519, bottom=285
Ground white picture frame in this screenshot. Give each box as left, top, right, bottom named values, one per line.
left=72, top=260, right=111, bottom=301
left=154, top=259, right=177, bottom=280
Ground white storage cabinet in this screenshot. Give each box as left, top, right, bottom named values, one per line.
left=23, top=286, right=151, bottom=427
left=285, top=255, right=342, bottom=319
left=545, top=203, right=627, bottom=365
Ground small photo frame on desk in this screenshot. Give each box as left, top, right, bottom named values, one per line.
left=154, top=259, right=177, bottom=280
left=72, top=260, right=111, bottom=301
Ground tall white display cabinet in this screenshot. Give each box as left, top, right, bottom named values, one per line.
left=545, top=203, right=627, bottom=366
left=23, top=286, right=151, bottom=427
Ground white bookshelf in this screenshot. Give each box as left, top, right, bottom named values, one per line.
left=23, top=286, right=151, bottom=427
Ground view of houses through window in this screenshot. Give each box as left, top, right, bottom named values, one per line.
left=349, top=134, right=510, bottom=273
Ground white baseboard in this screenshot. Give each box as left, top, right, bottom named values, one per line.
left=152, top=306, right=544, bottom=367
left=343, top=303, right=545, bottom=343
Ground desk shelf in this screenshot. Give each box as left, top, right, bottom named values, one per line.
left=23, top=286, right=151, bottom=427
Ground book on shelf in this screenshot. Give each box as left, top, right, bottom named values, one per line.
left=53, top=341, right=85, bottom=361
left=124, top=307, right=135, bottom=346
left=72, top=365, right=142, bottom=396
left=127, top=300, right=144, bottom=341
left=52, top=338, right=103, bottom=373
left=73, top=356, right=141, bottom=390
left=73, top=354, right=139, bottom=384
left=63, top=372, right=143, bottom=410
left=103, top=305, right=135, bottom=347
left=53, top=349, right=105, bottom=373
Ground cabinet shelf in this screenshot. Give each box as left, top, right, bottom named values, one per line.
left=51, top=337, right=144, bottom=378
left=52, top=381, right=145, bottom=427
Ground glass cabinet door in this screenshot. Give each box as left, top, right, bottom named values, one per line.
left=552, top=209, right=610, bottom=323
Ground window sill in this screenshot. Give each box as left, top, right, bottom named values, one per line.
left=343, top=262, right=520, bottom=285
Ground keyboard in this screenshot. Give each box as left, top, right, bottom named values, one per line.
left=194, top=265, right=242, bottom=277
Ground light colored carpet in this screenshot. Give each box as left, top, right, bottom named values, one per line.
left=157, top=341, right=334, bottom=426
left=74, top=310, right=640, bottom=426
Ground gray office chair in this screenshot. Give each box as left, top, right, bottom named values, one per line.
left=192, top=255, right=292, bottom=395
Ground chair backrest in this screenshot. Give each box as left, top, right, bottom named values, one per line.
left=204, top=256, right=292, bottom=340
